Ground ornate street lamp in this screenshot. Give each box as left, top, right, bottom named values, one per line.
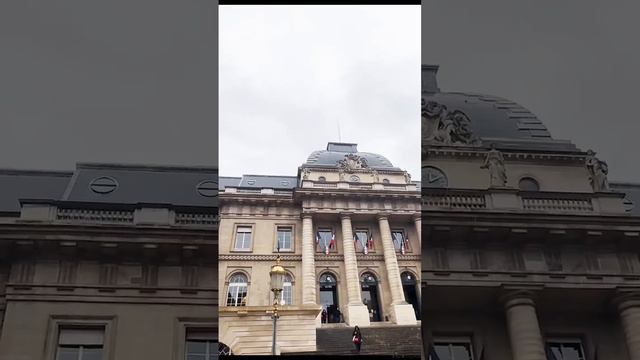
left=269, top=254, right=286, bottom=355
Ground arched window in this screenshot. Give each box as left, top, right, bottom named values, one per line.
left=318, top=176, right=326, bottom=182
left=382, top=179, right=390, bottom=184
left=360, top=272, right=377, bottom=286
left=360, top=272, right=381, bottom=321
left=281, top=274, right=293, bottom=305
left=401, top=271, right=420, bottom=318
left=226, top=273, right=248, bottom=306
left=219, top=343, right=232, bottom=356
left=518, top=177, right=540, bottom=191
left=320, top=273, right=336, bottom=285
left=401, top=271, right=416, bottom=285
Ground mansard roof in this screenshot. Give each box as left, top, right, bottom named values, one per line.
left=0, top=163, right=218, bottom=214
left=422, top=65, right=578, bottom=152
left=304, top=142, right=400, bottom=170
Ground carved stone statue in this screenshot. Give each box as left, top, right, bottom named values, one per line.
left=301, top=168, right=310, bottom=180
left=403, top=171, right=412, bottom=184
left=481, top=144, right=507, bottom=187
left=338, top=167, right=347, bottom=182
left=422, top=99, right=479, bottom=146
left=585, top=149, right=609, bottom=192
left=371, top=169, right=380, bottom=183
left=422, top=99, right=446, bottom=142
left=337, top=153, right=368, bottom=170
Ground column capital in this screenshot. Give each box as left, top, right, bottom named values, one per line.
left=411, top=213, right=422, bottom=222
left=376, top=213, right=391, bottom=221
left=301, top=212, right=314, bottom=220
left=499, top=286, right=543, bottom=309
left=340, top=212, right=354, bottom=220
left=612, top=289, right=640, bottom=311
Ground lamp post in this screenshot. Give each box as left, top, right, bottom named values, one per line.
left=269, top=254, right=285, bottom=355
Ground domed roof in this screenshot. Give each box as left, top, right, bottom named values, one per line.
left=304, top=142, right=398, bottom=170
left=422, top=65, right=578, bottom=152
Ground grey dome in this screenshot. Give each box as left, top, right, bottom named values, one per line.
left=422, top=65, right=578, bottom=152
left=305, top=143, right=398, bottom=169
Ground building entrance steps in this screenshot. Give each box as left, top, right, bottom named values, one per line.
left=285, top=324, right=422, bottom=356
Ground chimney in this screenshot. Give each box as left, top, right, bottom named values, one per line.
left=422, top=65, right=440, bottom=94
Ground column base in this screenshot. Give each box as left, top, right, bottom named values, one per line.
left=390, top=303, right=417, bottom=325
left=345, top=303, right=371, bottom=327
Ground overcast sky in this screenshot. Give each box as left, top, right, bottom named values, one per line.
left=423, top=0, right=640, bottom=183
left=219, top=5, right=421, bottom=178
left=0, top=1, right=218, bottom=171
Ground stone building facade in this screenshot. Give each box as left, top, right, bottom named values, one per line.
left=0, top=163, right=217, bottom=360
left=421, top=64, right=640, bottom=360
left=219, top=142, right=421, bottom=355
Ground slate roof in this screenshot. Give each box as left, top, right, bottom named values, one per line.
left=221, top=175, right=297, bottom=190
left=305, top=142, right=400, bottom=170
left=0, top=163, right=218, bottom=214
left=0, top=170, right=72, bottom=214
left=220, top=176, right=242, bottom=190
left=422, top=65, right=579, bottom=152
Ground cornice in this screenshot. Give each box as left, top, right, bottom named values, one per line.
left=219, top=254, right=421, bottom=262
left=424, top=148, right=586, bottom=163
left=0, top=222, right=217, bottom=239
left=423, top=210, right=640, bottom=228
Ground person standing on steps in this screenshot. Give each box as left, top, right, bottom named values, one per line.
left=352, top=325, right=363, bottom=353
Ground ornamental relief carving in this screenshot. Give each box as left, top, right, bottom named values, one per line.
left=422, top=98, right=480, bottom=146
left=337, top=153, right=369, bottom=170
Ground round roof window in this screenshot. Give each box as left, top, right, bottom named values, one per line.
left=89, top=177, right=118, bottom=194
left=197, top=180, right=218, bottom=197
left=518, top=177, right=540, bottom=192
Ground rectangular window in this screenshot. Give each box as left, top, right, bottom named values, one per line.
left=354, top=229, right=369, bottom=253
left=234, top=226, right=252, bottom=250
left=185, top=328, right=217, bottom=360
left=277, top=226, right=293, bottom=251
left=430, top=338, right=473, bottom=360
left=316, top=228, right=333, bottom=252
left=391, top=229, right=406, bottom=251
left=57, top=327, right=105, bottom=360
left=546, top=339, right=586, bottom=360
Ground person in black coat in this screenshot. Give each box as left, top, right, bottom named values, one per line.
left=352, top=325, right=363, bottom=353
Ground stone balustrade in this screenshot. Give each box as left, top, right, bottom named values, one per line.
left=298, top=180, right=416, bottom=191
left=16, top=201, right=217, bottom=227
left=423, top=188, right=627, bottom=215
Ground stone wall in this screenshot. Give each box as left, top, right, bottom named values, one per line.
left=220, top=306, right=321, bottom=355
left=0, top=301, right=215, bottom=360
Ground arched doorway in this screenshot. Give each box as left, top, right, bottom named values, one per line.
left=319, top=273, right=341, bottom=323
left=360, top=272, right=382, bottom=322
left=401, top=271, right=420, bottom=318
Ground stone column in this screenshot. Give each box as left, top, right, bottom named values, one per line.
left=616, top=293, right=640, bottom=360
left=502, top=291, right=546, bottom=360
left=301, top=213, right=316, bottom=305
left=378, top=214, right=417, bottom=325
left=412, top=213, right=421, bottom=247
left=341, top=213, right=370, bottom=326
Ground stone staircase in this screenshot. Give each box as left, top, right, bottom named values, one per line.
left=285, top=323, right=422, bottom=356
